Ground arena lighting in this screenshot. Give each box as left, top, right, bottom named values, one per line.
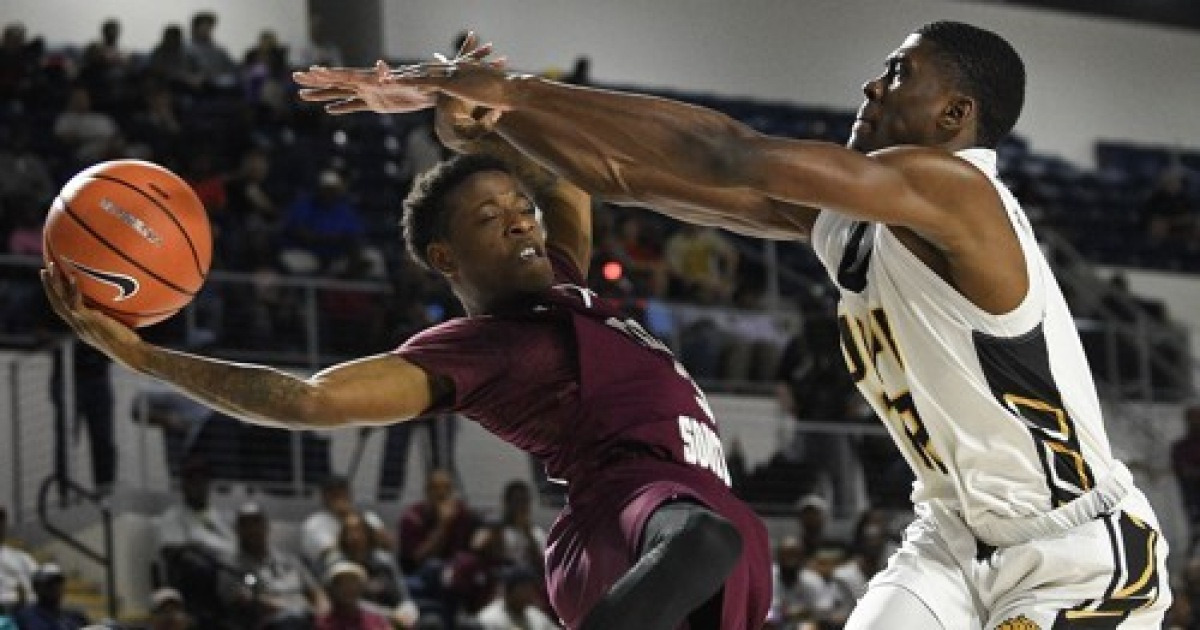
left=602, top=261, right=624, bottom=281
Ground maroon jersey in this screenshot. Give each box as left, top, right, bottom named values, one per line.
left=396, top=248, right=770, bottom=629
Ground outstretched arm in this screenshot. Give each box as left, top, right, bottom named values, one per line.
left=42, top=265, right=442, bottom=430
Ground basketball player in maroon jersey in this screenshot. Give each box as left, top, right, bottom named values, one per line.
left=42, top=96, right=771, bottom=628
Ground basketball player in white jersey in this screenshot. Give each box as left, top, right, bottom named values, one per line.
left=295, top=20, right=1170, bottom=629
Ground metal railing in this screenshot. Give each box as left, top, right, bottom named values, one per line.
left=36, top=474, right=117, bottom=620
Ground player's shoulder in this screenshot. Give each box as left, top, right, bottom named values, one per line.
left=870, top=145, right=990, bottom=185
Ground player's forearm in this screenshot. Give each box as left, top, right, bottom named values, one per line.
left=497, top=77, right=757, bottom=200
left=134, top=343, right=325, bottom=430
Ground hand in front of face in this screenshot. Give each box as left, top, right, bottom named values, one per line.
left=40, top=262, right=145, bottom=370
left=435, top=495, right=460, bottom=524
left=294, top=30, right=505, bottom=116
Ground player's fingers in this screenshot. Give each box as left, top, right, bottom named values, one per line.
left=457, top=31, right=478, bottom=57
left=325, top=98, right=371, bottom=114
left=466, top=42, right=493, bottom=61
left=298, top=87, right=357, bottom=102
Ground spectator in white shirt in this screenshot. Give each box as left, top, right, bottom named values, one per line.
left=302, top=476, right=393, bottom=570
left=476, top=568, right=560, bottom=630
left=0, top=506, right=37, bottom=614
left=154, top=458, right=236, bottom=560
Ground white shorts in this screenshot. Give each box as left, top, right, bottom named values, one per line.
left=851, top=490, right=1171, bottom=629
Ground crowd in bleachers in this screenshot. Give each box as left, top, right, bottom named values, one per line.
left=2, top=10, right=1200, bottom=630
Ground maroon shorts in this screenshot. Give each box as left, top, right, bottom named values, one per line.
left=544, top=460, right=771, bottom=629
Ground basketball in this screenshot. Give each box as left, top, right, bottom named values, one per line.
left=42, top=159, right=213, bottom=328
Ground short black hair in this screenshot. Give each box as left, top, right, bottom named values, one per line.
left=401, top=153, right=512, bottom=271
left=915, top=21, right=1025, bottom=148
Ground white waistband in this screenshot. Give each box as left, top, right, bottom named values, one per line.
left=967, top=461, right=1135, bottom=547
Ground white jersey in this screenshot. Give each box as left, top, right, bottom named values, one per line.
left=811, top=148, right=1130, bottom=538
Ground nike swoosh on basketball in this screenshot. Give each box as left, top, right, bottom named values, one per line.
left=64, top=257, right=140, bottom=302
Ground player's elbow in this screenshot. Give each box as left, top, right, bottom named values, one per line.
left=679, top=511, right=744, bottom=576
left=291, top=386, right=345, bottom=429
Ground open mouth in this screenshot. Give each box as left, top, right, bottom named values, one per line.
left=518, top=245, right=545, bottom=261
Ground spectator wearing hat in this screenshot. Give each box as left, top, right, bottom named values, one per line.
left=301, top=476, right=392, bottom=570
left=0, top=506, right=37, bottom=614
left=315, top=562, right=398, bottom=630
left=12, top=564, right=90, bottom=630
left=145, top=588, right=193, bottom=630
left=476, top=568, right=559, bottom=630
left=221, top=503, right=328, bottom=630
left=278, top=170, right=367, bottom=275
left=325, top=512, right=415, bottom=619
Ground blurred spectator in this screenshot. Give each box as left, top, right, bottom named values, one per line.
left=497, top=480, right=546, bottom=575
left=154, top=457, right=235, bottom=629
left=766, top=535, right=807, bottom=628
left=315, top=562, right=394, bottom=630
left=0, top=23, right=43, bottom=100
left=296, top=16, right=343, bottom=68
left=221, top=503, right=327, bottom=630
left=126, top=82, right=184, bottom=162
left=302, top=476, right=393, bottom=569
left=0, top=127, right=55, bottom=215
left=188, top=12, right=238, bottom=90
left=795, top=545, right=853, bottom=629
left=0, top=507, right=36, bottom=614
left=398, top=120, right=445, bottom=189
left=279, top=170, right=367, bottom=275
left=614, top=215, right=668, bottom=297
left=12, top=564, right=89, bottom=630
left=78, top=19, right=132, bottom=111
left=327, top=513, right=414, bottom=616
left=379, top=416, right=461, bottom=502
left=446, top=523, right=511, bottom=618
left=5, top=202, right=44, bottom=257
left=830, top=509, right=892, bottom=603
left=664, top=225, right=738, bottom=304
left=476, top=568, right=559, bottom=630
left=143, top=588, right=194, bottom=630
left=398, top=470, right=481, bottom=575
left=53, top=86, right=122, bottom=164
left=1145, top=167, right=1197, bottom=244
left=1172, top=405, right=1200, bottom=525
left=797, top=494, right=832, bottom=557
left=563, top=56, right=591, bottom=86
left=184, top=149, right=229, bottom=216
left=242, top=30, right=290, bottom=111
left=222, top=148, right=281, bottom=266
left=775, top=311, right=862, bottom=511
left=148, top=25, right=201, bottom=91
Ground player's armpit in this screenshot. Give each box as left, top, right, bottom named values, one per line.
left=305, top=354, right=439, bottom=428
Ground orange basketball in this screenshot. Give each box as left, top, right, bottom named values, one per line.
left=43, top=160, right=212, bottom=328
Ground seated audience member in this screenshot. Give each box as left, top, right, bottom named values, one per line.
left=796, top=545, right=853, bottom=629
left=187, top=11, right=238, bottom=89
left=147, top=24, right=201, bottom=91
left=143, top=587, right=194, bottom=630
left=476, top=568, right=559, bottom=630
left=12, top=564, right=89, bottom=630
left=831, top=509, right=892, bottom=603
left=0, top=127, right=55, bottom=213
left=241, top=30, right=290, bottom=107
left=497, top=480, right=546, bottom=575
left=664, top=224, right=738, bottom=304
left=302, top=476, right=392, bottom=570
left=327, top=513, right=415, bottom=618
left=53, top=86, right=122, bottom=164
left=0, top=507, right=37, bottom=614
left=78, top=18, right=132, bottom=110
left=614, top=215, right=669, bottom=297
left=766, top=535, right=806, bottom=628
left=398, top=470, right=480, bottom=576
left=279, top=170, right=367, bottom=275
left=221, top=503, right=327, bottom=630
left=153, top=457, right=236, bottom=628
left=315, top=562, right=396, bottom=630
left=446, top=523, right=512, bottom=617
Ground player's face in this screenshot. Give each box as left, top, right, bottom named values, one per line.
left=440, top=171, right=553, bottom=305
left=848, top=34, right=960, bottom=153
